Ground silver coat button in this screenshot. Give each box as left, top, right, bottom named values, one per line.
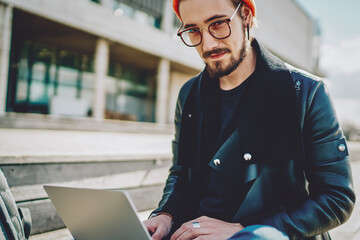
left=244, top=153, right=252, bottom=161
left=188, top=114, right=192, bottom=118
left=214, top=159, right=221, bottom=166
left=338, top=144, right=346, bottom=152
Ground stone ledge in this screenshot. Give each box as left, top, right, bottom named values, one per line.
left=0, top=154, right=171, bottom=165
left=0, top=112, right=174, bottom=134
left=11, top=167, right=169, bottom=202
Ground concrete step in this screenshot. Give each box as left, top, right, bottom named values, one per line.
left=29, top=210, right=153, bottom=240
left=1, top=126, right=359, bottom=238
left=0, top=127, right=173, bottom=235
left=5, top=159, right=170, bottom=235
left=0, top=128, right=173, bottom=164
left=0, top=112, right=174, bottom=134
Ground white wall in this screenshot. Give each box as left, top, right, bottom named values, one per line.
left=0, top=3, right=12, bottom=115
left=253, top=0, right=319, bottom=72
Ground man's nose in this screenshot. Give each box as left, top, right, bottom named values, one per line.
left=201, top=30, right=219, bottom=52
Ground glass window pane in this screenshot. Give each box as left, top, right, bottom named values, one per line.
left=58, top=50, right=78, bottom=86
left=105, top=60, right=155, bottom=122
left=16, top=56, right=29, bottom=102
left=29, top=81, right=46, bottom=103
left=47, top=84, right=55, bottom=99
left=49, top=64, right=57, bottom=83
left=16, top=79, right=28, bottom=102
left=18, top=58, right=28, bottom=79
left=106, top=76, right=117, bottom=94
left=82, top=72, right=95, bottom=88
left=81, top=89, right=94, bottom=116
left=58, top=67, right=78, bottom=86
left=32, top=62, right=46, bottom=82
left=57, top=85, right=77, bottom=98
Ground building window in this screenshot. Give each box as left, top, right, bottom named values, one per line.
left=57, top=50, right=79, bottom=98
left=9, top=40, right=155, bottom=121
left=106, top=62, right=155, bottom=122
left=113, top=0, right=164, bottom=29
left=9, top=41, right=95, bottom=116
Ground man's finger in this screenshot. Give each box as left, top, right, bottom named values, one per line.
left=174, top=227, right=211, bottom=240
left=151, top=225, right=166, bottom=240
left=171, top=222, right=211, bottom=240
left=145, top=223, right=156, bottom=235
left=151, top=232, right=162, bottom=240
left=170, top=221, right=193, bottom=240
left=171, top=217, right=207, bottom=240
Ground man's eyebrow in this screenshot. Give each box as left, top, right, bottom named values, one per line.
left=205, top=14, right=228, bottom=23
left=183, top=14, right=228, bottom=29
left=184, top=23, right=197, bottom=29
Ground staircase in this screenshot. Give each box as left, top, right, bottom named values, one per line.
left=0, top=113, right=174, bottom=238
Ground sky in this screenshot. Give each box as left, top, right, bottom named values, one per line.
left=295, top=0, right=360, bottom=127
left=298, top=0, right=360, bottom=45
left=297, top=0, right=360, bottom=79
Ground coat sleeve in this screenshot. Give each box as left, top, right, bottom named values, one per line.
left=151, top=79, right=195, bottom=221
left=259, top=76, right=356, bottom=239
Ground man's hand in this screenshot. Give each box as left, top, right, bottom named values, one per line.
left=170, top=216, right=244, bottom=240
left=143, top=215, right=172, bottom=240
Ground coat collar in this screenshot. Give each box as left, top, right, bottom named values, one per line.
left=196, top=39, right=293, bottom=108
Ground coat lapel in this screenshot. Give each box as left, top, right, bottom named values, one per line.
left=208, top=126, right=260, bottom=185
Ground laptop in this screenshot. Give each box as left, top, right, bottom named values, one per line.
left=43, top=185, right=152, bottom=240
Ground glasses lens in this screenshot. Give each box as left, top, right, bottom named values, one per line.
left=209, top=20, right=230, bottom=39
left=181, top=29, right=201, bottom=46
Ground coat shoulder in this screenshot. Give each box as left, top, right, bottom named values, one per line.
left=179, top=76, right=197, bottom=101
left=285, top=63, right=324, bottom=89
left=177, top=74, right=198, bottom=110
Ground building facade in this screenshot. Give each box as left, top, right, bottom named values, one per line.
left=0, top=0, right=320, bottom=124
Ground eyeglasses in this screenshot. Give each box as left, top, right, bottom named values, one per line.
left=177, top=2, right=242, bottom=47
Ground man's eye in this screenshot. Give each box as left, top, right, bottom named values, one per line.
left=212, top=21, right=226, bottom=28
left=187, top=29, right=198, bottom=34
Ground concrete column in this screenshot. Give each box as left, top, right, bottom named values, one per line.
left=161, top=0, right=175, bottom=34
left=0, top=3, right=13, bottom=115
left=93, top=38, right=109, bottom=120
left=155, top=58, right=170, bottom=124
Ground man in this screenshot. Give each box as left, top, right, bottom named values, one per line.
left=144, top=0, right=356, bottom=239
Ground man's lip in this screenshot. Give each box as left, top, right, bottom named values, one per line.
left=209, top=52, right=227, bottom=59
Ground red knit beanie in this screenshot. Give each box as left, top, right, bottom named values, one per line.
left=173, top=0, right=256, bottom=20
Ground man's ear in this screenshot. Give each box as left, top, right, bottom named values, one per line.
left=242, top=5, right=254, bottom=27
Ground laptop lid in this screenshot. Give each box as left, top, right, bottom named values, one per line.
left=44, top=185, right=152, bottom=240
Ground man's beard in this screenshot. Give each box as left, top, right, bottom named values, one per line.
left=204, top=32, right=248, bottom=79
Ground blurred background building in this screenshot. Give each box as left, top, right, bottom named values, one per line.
left=0, top=0, right=321, bottom=125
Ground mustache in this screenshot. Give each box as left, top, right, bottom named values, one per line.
left=203, top=48, right=231, bottom=58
